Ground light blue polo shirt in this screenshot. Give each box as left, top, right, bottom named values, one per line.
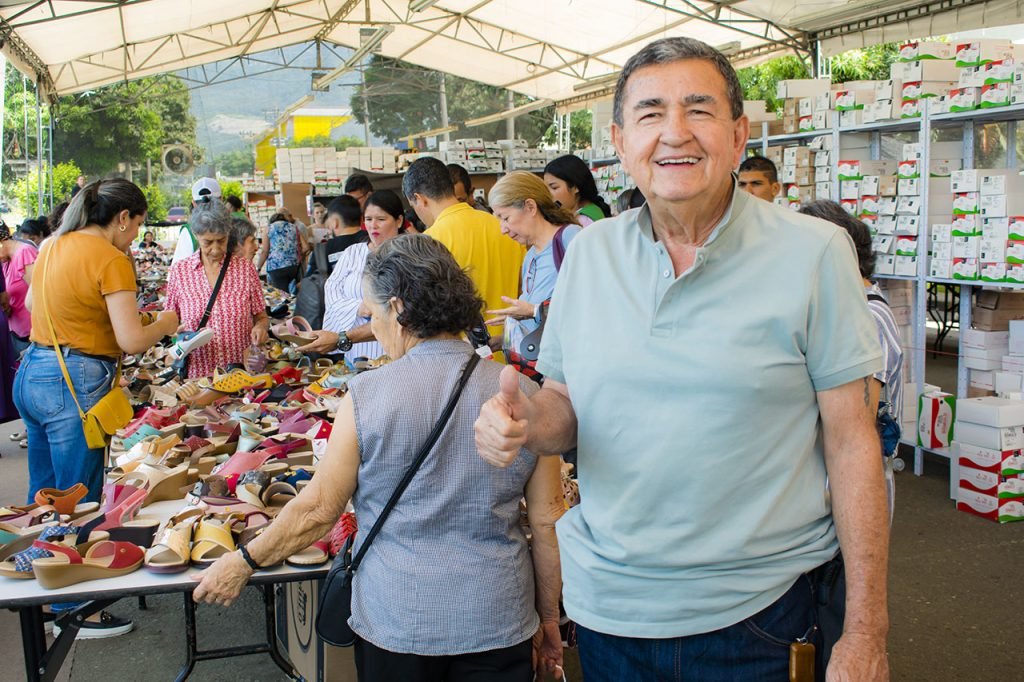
left=537, top=186, right=882, bottom=638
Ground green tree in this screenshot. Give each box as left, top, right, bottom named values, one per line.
left=287, top=134, right=364, bottom=150
left=352, top=57, right=553, bottom=145
left=219, top=180, right=243, bottom=201
left=141, top=183, right=169, bottom=222
left=2, top=64, right=200, bottom=180
left=541, top=110, right=593, bottom=150
left=735, top=45, right=901, bottom=113
left=14, top=161, right=81, bottom=216
left=216, top=149, right=255, bottom=176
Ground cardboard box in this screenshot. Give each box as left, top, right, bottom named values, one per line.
left=834, top=88, right=875, bottom=111
left=899, top=41, right=954, bottom=62
left=276, top=580, right=357, bottom=682
left=777, top=79, right=832, bottom=99
left=980, top=238, right=1006, bottom=261
left=893, top=58, right=959, bottom=81
left=1009, top=217, right=1024, bottom=241
left=957, top=396, right=1024, bottom=427
left=981, top=82, right=1011, bottom=108
left=894, top=255, right=918, bottom=276
left=970, top=369, right=996, bottom=391
left=949, top=87, right=981, bottom=111
left=964, top=353, right=1002, bottom=371
left=952, top=258, right=979, bottom=280
left=955, top=421, right=1024, bottom=450
left=782, top=147, right=812, bottom=166
left=995, top=371, right=1023, bottom=395
left=876, top=254, right=897, bottom=275
left=953, top=193, right=980, bottom=215
left=958, top=463, right=1001, bottom=495
left=931, top=223, right=953, bottom=242
left=956, top=487, right=1024, bottom=523
left=956, top=40, right=1016, bottom=68
left=918, top=391, right=956, bottom=448
left=952, top=236, right=980, bottom=259
left=875, top=79, right=903, bottom=100
left=902, top=80, right=955, bottom=100
left=981, top=262, right=1008, bottom=282
left=1007, top=241, right=1024, bottom=264
left=931, top=242, right=953, bottom=260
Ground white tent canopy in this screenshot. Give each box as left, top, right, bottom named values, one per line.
left=1, top=0, right=1021, bottom=105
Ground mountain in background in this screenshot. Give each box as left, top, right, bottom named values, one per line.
left=183, top=44, right=384, bottom=160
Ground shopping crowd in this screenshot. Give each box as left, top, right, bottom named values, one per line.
left=4, top=35, right=894, bottom=682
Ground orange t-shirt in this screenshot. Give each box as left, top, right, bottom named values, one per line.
left=30, top=232, right=137, bottom=358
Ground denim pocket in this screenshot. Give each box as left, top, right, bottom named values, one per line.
left=28, top=376, right=66, bottom=419
left=743, top=576, right=815, bottom=648
left=79, top=359, right=115, bottom=397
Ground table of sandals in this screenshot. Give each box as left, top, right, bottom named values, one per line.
left=0, top=499, right=329, bottom=682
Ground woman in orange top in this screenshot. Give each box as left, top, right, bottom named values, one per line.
left=15, top=178, right=178, bottom=507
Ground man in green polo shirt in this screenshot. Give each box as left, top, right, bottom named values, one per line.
left=476, top=38, right=889, bottom=681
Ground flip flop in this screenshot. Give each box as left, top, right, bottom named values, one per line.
left=190, top=516, right=236, bottom=567
left=33, top=541, right=144, bottom=589
left=285, top=539, right=330, bottom=567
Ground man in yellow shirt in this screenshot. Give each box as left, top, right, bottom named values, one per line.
left=403, top=158, right=524, bottom=347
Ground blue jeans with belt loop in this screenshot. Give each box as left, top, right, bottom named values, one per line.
left=575, top=574, right=822, bottom=682
left=14, top=344, right=117, bottom=504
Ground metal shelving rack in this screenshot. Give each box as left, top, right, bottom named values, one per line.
left=749, top=102, right=1024, bottom=494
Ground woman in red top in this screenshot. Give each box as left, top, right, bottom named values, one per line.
left=164, top=200, right=268, bottom=378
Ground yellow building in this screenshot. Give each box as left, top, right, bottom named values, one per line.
left=255, top=107, right=353, bottom=175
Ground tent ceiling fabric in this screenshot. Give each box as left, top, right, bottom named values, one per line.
left=0, top=0, right=1015, bottom=103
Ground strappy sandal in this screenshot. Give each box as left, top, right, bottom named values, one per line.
left=33, top=541, right=144, bottom=589
left=7, top=484, right=97, bottom=519
left=0, top=524, right=110, bottom=580
left=0, top=505, right=61, bottom=529
left=145, top=510, right=203, bottom=573
left=190, top=516, right=236, bottom=567
left=270, top=316, right=316, bottom=346
left=0, top=524, right=48, bottom=563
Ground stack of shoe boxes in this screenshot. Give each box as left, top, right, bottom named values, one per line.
left=954, top=397, right=1024, bottom=522
left=963, top=328, right=1009, bottom=396
left=775, top=79, right=832, bottom=134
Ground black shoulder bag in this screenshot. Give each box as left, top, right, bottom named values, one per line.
left=316, top=351, right=481, bottom=647
left=174, top=255, right=231, bottom=377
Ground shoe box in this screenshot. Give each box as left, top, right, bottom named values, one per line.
left=276, top=579, right=357, bottom=681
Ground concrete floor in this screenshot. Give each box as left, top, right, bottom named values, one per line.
left=0, top=326, right=1016, bottom=681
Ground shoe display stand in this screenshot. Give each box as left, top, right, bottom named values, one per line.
left=749, top=101, right=1024, bottom=493
left=0, top=499, right=329, bottom=682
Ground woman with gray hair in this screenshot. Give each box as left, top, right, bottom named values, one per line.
left=195, top=234, right=566, bottom=681
left=164, top=199, right=268, bottom=378
left=230, top=215, right=259, bottom=264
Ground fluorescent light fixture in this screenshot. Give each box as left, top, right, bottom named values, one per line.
left=401, top=125, right=459, bottom=141
left=464, top=98, right=553, bottom=128
left=573, top=71, right=621, bottom=93
left=409, top=0, right=440, bottom=11
left=313, top=25, right=394, bottom=90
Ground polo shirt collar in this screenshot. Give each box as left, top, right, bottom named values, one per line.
left=435, top=201, right=472, bottom=223
left=636, top=175, right=747, bottom=249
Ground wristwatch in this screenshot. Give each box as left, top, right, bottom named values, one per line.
left=336, top=330, right=354, bottom=353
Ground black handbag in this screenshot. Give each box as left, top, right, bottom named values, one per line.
left=316, top=351, right=481, bottom=647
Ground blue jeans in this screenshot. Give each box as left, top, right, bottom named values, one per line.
left=13, top=345, right=117, bottom=504
left=576, top=575, right=821, bottom=682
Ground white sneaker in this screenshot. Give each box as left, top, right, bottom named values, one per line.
left=167, top=328, right=215, bottom=361
left=51, top=611, right=133, bottom=640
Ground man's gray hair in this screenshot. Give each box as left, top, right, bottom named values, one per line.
left=613, top=37, right=744, bottom=126
left=190, top=199, right=232, bottom=236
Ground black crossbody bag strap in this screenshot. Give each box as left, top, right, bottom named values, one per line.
left=348, top=351, right=481, bottom=574
left=198, top=255, right=232, bottom=330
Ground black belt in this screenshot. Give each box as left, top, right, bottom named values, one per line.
left=33, top=343, right=119, bottom=364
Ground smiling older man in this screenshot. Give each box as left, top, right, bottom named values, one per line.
left=475, top=37, right=889, bottom=681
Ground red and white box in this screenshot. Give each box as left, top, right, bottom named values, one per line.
left=956, top=442, right=1021, bottom=474
left=918, top=391, right=956, bottom=448
left=956, top=487, right=1024, bottom=523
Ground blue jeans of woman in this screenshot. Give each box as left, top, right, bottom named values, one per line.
left=14, top=344, right=117, bottom=504
left=575, top=574, right=823, bottom=682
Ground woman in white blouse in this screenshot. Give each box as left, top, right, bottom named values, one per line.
left=297, top=190, right=405, bottom=360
